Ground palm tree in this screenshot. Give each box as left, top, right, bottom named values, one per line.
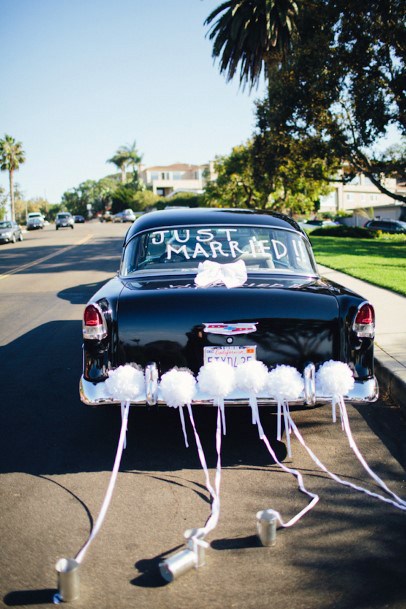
left=107, top=141, right=142, bottom=183
left=204, top=0, right=299, bottom=89
left=0, top=134, right=26, bottom=222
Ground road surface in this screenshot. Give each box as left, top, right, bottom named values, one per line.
left=0, top=221, right=405, bottom=609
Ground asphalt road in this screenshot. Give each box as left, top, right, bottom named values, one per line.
left=0, top=221, right=405, bottom=609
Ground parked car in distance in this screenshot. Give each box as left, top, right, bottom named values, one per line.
left=74, top=215, right=85, bottom=223
left=56, top=212, right=74, bottom=230
left=364, top=219, right=406, bottom=234
left=113, top=209, right=136, bottom=223
left=26, top=212, right=45, bottom=230
left=99, top=211, right=112, bottom=222
left=0, top=220, right=23, bottom=244
left=80, top=208, right=378, bottom=407
left=299, top=219, right=339, bottom=232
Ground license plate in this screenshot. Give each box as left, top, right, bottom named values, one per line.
left=204, top=346, right=256, bottom=367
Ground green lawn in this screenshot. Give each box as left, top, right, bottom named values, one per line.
left=309, top=236, right=406, bottom=296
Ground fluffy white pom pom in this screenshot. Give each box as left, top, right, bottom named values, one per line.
left=236, top=360, right=269, bottom=394
left=316, top=360, right=354, bottom=396
left=105, top=364, right=145, bottom=401
left=197, top=362, right=235, bottom=398
left=160, top=368, right=196, bottom=407
left=266, top=365, right=304, bottom=401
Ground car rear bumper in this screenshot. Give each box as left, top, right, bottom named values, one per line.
left=79, top=372, right=379, bottom=407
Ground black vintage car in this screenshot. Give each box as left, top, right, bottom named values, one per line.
left=80, top=208, right=378, bottom=406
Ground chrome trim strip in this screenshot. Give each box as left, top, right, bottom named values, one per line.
left=303, top=363, right=316, bottom=406
left=145, top=363, right=158, bottom=405
left=80, top=376, right=378, bottom=407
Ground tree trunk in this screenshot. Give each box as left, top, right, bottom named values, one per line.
left=9, top=169, right=14, bottom=222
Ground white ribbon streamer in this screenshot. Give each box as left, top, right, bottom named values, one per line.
left=282, top=402, right=292, bottom=458
left=75, top=401, right=130, bottom=563
left=288, top=412, right=406, bottom=512
left=277, top=401, right=282, bottom=441
left=120, top=402, right=128, bottom=449
left=249, top=395, right=261, bottom=433
left=178, top=405, right=189, bottom=448
left=336, top=398, right=406, bottom=508
left=194, top=259, right=247, bottom=289
left=216, top=398, right=227, bottom=435
left=254, top=409, right=319, bottom=527
left=187, top=405, right=222, bottom=538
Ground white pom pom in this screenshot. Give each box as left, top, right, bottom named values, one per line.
left=266, top=365, right=304, bottom=401
left=236, top=360, right=268, bottom=394
left=316, top=360, right=354, bottom=396
left=160, top=368, right=196, bottom=407
left=197, top=362, right=235, bottom=398
left=105, top=364, right=145, bottom=401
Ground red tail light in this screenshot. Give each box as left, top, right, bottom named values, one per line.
left=83, top=304, right=107, bottom=339
left=355, top=304, right=374, bottom=325
left=84, top=304, right=102, bottom=326
left=353, top=303, right=375, bottom=338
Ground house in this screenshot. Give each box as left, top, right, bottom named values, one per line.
left=139, top=163, right=215, bottom=197
left=320, top=173, right=405, bottom=221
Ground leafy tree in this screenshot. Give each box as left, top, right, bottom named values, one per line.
left=62, top=180, right=99, bottom=217
left=204, top=143, right=264, bottom=208
left=93, top=177, right=118, bottom=214
left=132, top=190, right=160, bottom=211
left=206, top=0, right=405, bottom=201
left=0, top=134, right=26, bottom=221
left=204, top=140, right=333, bottom=215
left=107, top=141, right=142, bottom=184
left=42, top=203, right=61, bottom=223
left=205, top=0, right=299, bottom=89
left=14, top=192, right=51, bottom=224
left=110, top=180, right=151, bottom=213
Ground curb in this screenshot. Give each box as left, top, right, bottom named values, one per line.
left=374, top=346, right=406, bottom=415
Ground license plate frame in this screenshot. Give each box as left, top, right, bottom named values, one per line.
left=203, top=345, right=257, bottom=368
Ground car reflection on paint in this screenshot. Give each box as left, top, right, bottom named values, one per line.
left=80, top=208, right=378, bottom=407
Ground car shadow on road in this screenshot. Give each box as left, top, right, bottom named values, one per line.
left=1, top=319, right=404, bottom=478
left=0, top=320, right=290, bottom=477
left=57, top=280, right=110, bottom=304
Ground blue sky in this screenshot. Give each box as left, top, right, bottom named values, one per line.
left=0, top=0, right=264, bottom=203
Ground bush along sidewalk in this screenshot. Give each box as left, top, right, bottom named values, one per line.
left=310, top=224, right=406, bottom=240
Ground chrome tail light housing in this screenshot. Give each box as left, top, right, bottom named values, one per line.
left=83, top=303, right=108, bottom=340
left=353, top=302, right=375, bottom=338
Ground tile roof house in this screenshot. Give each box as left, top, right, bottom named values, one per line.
left=139, top=163, right=214, bottom=197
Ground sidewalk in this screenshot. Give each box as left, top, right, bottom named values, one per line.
left=318, top=265, right=406, bottom=412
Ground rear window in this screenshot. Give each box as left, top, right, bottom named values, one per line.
left=121, top=225, right=317, bottom=277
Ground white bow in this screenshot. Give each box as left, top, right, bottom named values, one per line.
left=195, top=259, right=247, bottom=289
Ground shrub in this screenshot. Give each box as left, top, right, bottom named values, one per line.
left=377, top=231, right=406, bottom=242
left=156, top=192, right=206, bottom=210
left=311, top=225, right=375, bottom=238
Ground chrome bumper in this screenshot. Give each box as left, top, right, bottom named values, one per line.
left=80, top=364, right=379, bottom=407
